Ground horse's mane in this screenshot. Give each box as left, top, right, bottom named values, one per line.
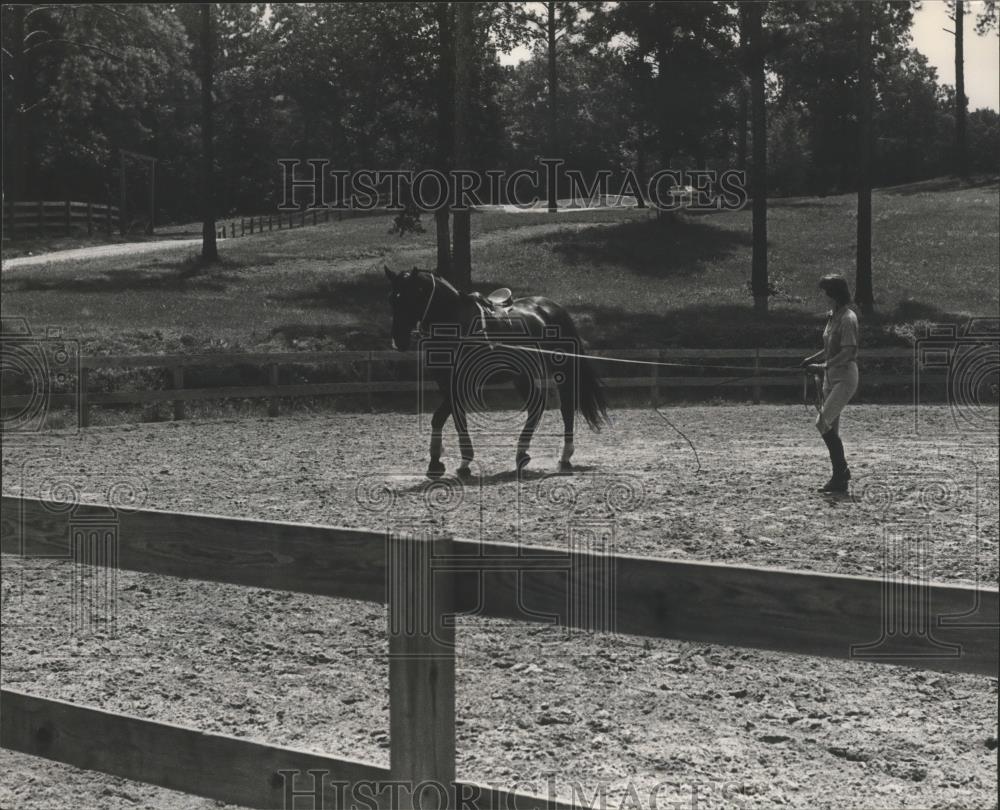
left=413, top=268, right=460, bottom=296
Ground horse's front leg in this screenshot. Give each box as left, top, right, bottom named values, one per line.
left=427, top=397, right=452, bottom=479
left=452, top=399, right=475, bottom=479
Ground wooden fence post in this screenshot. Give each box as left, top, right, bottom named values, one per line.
left=268, top=363, right=280, bottom=418
left=86, top=203, right=93, bottom=236
left=106, top=203, right=112, bottom=238
left=300, top=210, right=305, bottom=227
left=172, top=367, right=185, bottom=421
left=65, top=200, right=71, bottom=234
left=324, top=208, right=329, bottom=223
left=79, top=367, right=90, bottom=429
left=229, top=222, right=235, bottom=239
left=241, top=218, right=245, bottom=236
left=312, top=209, right=317, bottom=226
left=268, top=215, right=272, bottom=231
left=753, top=348, right=761, bottom=405
left=37, top=201, right=44, bottom=229
left=388, top=530, right=456, bottom=809
left=249, top=217, right=254, bottom=235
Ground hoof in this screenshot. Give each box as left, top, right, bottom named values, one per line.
left=456, top=465, right=473, bottom=481
left=558, top=460, right=574, bottom=474
left=427, top=460, right=446, bottom=479
left=818, top=476, right=849, bottom=494
left=516, top=453, right=531, bottom=470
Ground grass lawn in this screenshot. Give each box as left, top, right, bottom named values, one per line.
left=2, top=176, right=997, bottom=356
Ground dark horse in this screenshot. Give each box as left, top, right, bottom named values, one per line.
left=385, top=266, right=608, bottom=478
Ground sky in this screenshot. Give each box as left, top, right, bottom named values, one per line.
left=912, top=0, right=998, bottom=111
left=498, top=1, right=1000, bottom=112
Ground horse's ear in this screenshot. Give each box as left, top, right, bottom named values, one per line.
left=384, top=265, right=395, bottom=282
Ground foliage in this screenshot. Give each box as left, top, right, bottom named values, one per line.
left=2, top=1, right=996, bottom=222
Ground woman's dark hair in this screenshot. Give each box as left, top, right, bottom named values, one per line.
left=819, top=274, right=852, bottom=307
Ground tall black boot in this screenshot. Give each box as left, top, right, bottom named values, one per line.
left=820, top=429, right=850, bottom=492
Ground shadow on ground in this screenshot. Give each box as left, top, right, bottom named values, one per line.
left=4, top=256, right=244, bottom=294
left=264, top=258, right=984, bottom=350
left=522, top=217, right=753, bottom=278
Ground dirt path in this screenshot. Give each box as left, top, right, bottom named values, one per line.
left=2, top=405, right=997, bottom=810
left=1, top=238, right=204, bottom=271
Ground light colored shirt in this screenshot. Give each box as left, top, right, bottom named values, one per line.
left=823, top=306, right=859, bottom=368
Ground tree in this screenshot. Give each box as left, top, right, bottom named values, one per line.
left=435, top=2, right=455, bottom=278
left=856, top=0, right=874, bottom=316
left=2, top=5, right=192, bottom=209
left=768, top=2, right=915, bottom=194
left=504, top=2, right=581, bottom=211
left=452, top=1, right=474, bottom=288
left=746, top=0, right=769, bottom=314
left=953, top=0, right=967, bottom=177
left=587, top=2, right=737, bottom=175
left=200, top=3, right=218, bottom=262
left=947, top=0, right=999, bottom=176
left=736, top=2, right=750, bottom=171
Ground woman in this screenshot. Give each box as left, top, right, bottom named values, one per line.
left=801, top=274, right=860, bottom=493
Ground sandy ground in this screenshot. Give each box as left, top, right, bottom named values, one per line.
left=1, top=405, right=997, bottom=810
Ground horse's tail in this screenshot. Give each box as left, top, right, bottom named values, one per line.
left=553, top=309, right=609, bottom=431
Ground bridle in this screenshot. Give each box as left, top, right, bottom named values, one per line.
left=417, top=271, right=437, bottom=335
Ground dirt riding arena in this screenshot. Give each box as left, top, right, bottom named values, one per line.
left=2, top=404, right=997, bottom=810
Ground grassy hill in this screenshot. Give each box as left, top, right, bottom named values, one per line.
left=2, top=176, right=997, bottom=357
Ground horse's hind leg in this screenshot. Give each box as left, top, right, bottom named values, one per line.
left=513, top=374, right=544, bottom=470
left=557, top=375, right=575, bottom=473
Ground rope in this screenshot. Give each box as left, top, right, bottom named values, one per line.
left=442, top=338, right=803, bottom=376
left=653, top=407, right=702, bottom=473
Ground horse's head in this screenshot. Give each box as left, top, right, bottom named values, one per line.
left=384, top=265, right=431, bottom=351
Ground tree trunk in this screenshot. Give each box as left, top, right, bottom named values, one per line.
left=737, top=4, right=750, bottom=172
left=5, top=7, right=27, bottom=204
left=855, top=0, right=874, bottom=316
left=452, top=1, right=474, bottom=288
left=955, top=0, right=968, bottom=177
left=547, top=1, right=558, bottom=213
left=434, top=3, right=455, bottom=279
left=200, top=3, right=219, bottom=263
left=747, top=1, right=768, bottom=314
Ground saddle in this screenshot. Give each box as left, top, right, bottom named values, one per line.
left=466, top=288, right=516, bottom=347
left=488, top=287, right=513, bottom=308
left=469, top=287, right=514, bottom=311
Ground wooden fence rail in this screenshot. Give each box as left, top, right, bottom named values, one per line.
left=215, top=198, right=393, bottom=242
left=1, top=495, right=996, bottom=808
left=3, top=201, right=121, bottom=237
left=0, top=348, right=937, bottom=429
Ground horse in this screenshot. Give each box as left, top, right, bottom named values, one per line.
left=384, top=266, right=608, bottom=479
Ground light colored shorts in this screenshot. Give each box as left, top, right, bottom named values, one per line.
left=816, top=362, right=859, bottom=434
